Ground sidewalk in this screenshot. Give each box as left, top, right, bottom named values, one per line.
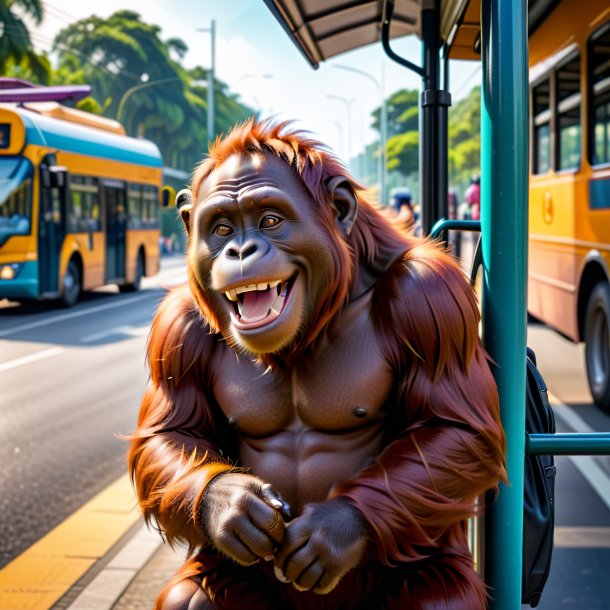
left=56, top=521, right=186, bottom=610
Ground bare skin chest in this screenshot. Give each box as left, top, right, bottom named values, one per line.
left=211, top=292, right=395, bottom=512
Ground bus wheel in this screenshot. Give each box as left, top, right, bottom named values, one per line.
left=61, top=260, right=81, bottom=308
left=584, top=282, right=610, bottom=414
left=120, top=251, right=144, bottom=293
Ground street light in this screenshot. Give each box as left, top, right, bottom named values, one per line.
left=333, top=63, right=388, bottom=204
left=332, top=120, right=344, bottom=159
left=197, top=20, right=216, bottom=143
left=116, top=76, right=183, bottom=125
left=327, top=94, right=354, bottom=171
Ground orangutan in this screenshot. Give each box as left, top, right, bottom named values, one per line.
left=127, top=119, right=506, bottom=610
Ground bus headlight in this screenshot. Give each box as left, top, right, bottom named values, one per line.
left=0, top=263, right=22, bottom=280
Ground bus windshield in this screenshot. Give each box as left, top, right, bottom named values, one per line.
left=0, top=157, right=33, bottom=246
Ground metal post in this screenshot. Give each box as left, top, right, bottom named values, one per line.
left=198, top=21, right=216, bottom=143
left=481, top=1, right=528, bottom=608
left=208, top=20, right=215, bottom=142
left=420, top=0, right=451, bottom=235
left=380, top=60, right=388, bottom=204
left=327, top=94, right=354, bottom=171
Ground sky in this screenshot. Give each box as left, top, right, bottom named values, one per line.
left=28, top=0, right=482, bottom=164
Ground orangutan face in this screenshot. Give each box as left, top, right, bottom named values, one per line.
left=185, top=153, right=342, bottom=355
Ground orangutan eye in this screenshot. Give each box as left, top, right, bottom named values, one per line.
left=214, top=224, right=233, bottom=237
left=260, top=215, right=282, bottom=229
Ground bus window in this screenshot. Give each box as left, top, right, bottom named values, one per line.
left=142, top=185, right=159, bottom=229
left=556, top=54, right=581, bottom=171
left=589, top=22, right=610, bottom=166
left=67, top=175, right=101, bottom=232
left=533, top=79, right=551, bottom=173
left=0, top=158, right=33, bottom=246
left=128, top=183, right=143, bottom=229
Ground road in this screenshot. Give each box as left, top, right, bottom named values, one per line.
left=525, top=323, right=610, bottom=609
left=0, top=256, right=186, bottom=569
left=0, top=256, right=609, bottom=609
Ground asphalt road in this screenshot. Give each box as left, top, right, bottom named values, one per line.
left=1, top=256, right=609, bottom=609
left=0, top=256, right=186, bottom=569
left=525, top=323, right=610, bottom=609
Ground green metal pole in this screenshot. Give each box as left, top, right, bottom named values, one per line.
left=528, top=433, right=610, bottom=455
left=481, top=1, right=528, bottom=609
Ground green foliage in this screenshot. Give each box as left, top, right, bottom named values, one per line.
left=0, top=0, right=50, bottom=82
left=371, top=85, right=481, bottom=195
left=52, top=11, right=253, bottom=172
left=448, top=86, right=481, bottom=190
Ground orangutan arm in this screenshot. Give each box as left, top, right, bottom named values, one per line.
left=332, top=243, right=507, bottom=565
left=128, top=288, right=287, bottom=558
left=127, top=288, right=233, bottom=547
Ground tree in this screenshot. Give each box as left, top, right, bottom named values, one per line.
left=53, top=11, right=253, bottom=172
left=371, top=89, right=420, bottom=180
left=0, top=0, right=50, bottom=83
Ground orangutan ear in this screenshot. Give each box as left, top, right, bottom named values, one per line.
left=326, top=176, right=358, bottom=237
left=176, top=189, right=194, bottom=234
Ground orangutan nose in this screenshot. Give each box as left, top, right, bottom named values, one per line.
left=226, top=238, right=260, bottom=260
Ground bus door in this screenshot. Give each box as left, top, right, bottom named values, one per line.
left=39, top=164, right=67, bottom=297
left=102, top=180, right=127, bottom=281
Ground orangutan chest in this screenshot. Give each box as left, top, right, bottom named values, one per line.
left=211, top=326, right=394, bottom=436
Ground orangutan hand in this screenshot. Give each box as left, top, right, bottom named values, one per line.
left=273, top=497, right=368, bottom=594
left=201, top=473, right=290, bottom=565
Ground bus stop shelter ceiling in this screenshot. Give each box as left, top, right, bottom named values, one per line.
left=262, top=0, right=562, bottom=65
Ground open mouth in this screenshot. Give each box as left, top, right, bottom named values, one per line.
left=225, top=276, right=295, bottom=330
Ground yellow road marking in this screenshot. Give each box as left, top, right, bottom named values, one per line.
left=0, top=474, right=139, bottom=610
left=554, top=526, right=610, bottom=548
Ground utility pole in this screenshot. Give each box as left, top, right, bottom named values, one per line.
left=197, top=20, right=216, bottom=143
left=327, top=94, right=354, bottom=174
left=333, top=63, right=388, bottom=204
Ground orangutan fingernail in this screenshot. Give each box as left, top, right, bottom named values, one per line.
left=269, top=498, right=283, bottom=509
left=274, top=565, right=291, bottom=583
left=264, top=554, right=274, bottom=562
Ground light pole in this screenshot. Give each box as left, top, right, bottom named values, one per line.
left=197, top=20, right=216, bottom=143
left=333, top=63, right=388, bottom=204
left=327, top=94, right=354, bottom=172
left=116, top=76, right=183, bottom=126
left=332, top=120, right=344, bottom=159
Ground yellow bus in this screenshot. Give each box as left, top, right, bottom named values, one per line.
left=0, top=82, right=163, bottom=307
left=528, top=0, right=610, bottom=412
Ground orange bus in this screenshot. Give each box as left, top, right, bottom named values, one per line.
left=528, top=0, right=610, bottom=412
left=0, top=81, right=163, bottom=306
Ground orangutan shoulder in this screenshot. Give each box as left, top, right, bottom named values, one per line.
left=149, top=286, right=217, bottom=364
left=393, top=240, right=479, bottom=323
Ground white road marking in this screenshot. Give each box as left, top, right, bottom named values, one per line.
left=554, top=526, right=610, bottom=548
left=0, top=293, right=153, bottom=338
left=66, top=524, right=161, bottom=610
left=548, top=392, right=610, bottom=515
left=80, top=324, right=149, bottom=344
left=0, top=346, right=63, bottom=373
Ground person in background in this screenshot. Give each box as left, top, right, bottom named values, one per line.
left=389, top=187, right=416, bottom=232
left=465, top=175, right=480, bottom=221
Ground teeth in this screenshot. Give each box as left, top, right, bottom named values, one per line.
left=225, top=280, right=286, bottom=301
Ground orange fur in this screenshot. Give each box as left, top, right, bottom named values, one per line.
left=127, top=119, right=506, bottom=610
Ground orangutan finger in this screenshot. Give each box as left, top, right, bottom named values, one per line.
left=260, top=483, right=292, bottom=520
left=274, top=521, right=310, bottom=573
left=283, top=543, right=319, bottom=584
left=293, top=558, right=326, bottom=592
left=312, top=570, right=340, bottom=595
left=238, top=523, right=277, bottom=559
left=247, top=497, right=286, bottom=544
